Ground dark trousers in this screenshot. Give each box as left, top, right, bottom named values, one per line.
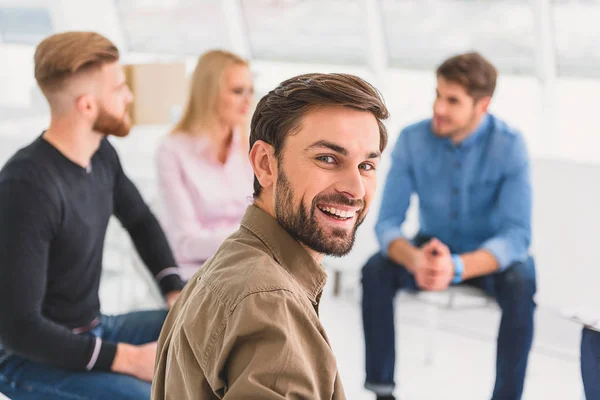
left=0, top=310, right=168, bottom=400
left=581, top=326, right=600, bottom=400
left=362, top=251, right=536, bottom=400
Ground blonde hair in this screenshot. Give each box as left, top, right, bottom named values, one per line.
left=173, top=50, right=249, bottom=135
left=34, top=31, right=119, bottom=96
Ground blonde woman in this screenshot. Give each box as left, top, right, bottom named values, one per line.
left=156, top=50, right=254, bottom=280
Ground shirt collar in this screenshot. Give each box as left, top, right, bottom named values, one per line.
left=435, top=113, right=491, bottom=149
left=461, top=113, right=491, bottom=147
left=240, top=205, right=327, bottom=304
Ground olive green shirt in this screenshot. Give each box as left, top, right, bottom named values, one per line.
left=151, top=205, right=346, bottom=399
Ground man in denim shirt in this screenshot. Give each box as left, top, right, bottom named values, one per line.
left=362, top=53, right=535, bottom=400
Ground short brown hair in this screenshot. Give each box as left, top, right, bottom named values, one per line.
left=250, top=73, right=389, bottom=198
left=34, top=31, right=119, bottom=94
left=436, top=52, right=497, bottom=100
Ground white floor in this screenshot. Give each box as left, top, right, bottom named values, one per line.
left=320, top=281, right=584, bottom=400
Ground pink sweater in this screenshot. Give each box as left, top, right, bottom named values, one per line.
left=155, top=131, right=253, bottom=279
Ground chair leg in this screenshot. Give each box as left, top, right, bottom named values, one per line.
left=130, top=253, right=166, bottom=309
left=424, top=303, right=439, bottom=366
left=333, top=269, right=342, bottom=297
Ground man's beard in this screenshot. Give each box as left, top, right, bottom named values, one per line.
left=92, top=105, right=131, bottom=137
left=274, top=169, right=366, bottom=257
left=433, top=108, right=478, bottom=140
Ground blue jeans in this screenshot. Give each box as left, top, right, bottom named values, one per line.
left=0, top=309, right=168, bottom=400
left=362, top=252, right=536, bottom=400
left=581, top=327, right=600, bottom=400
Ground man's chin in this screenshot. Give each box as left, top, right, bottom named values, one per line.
left=110, top=129, right=131, bottom=138
left=316, top=230, right=356, bottom=257
left=108, top=122, right=132, bottom=138
left=94, top=112, right=132, bottom=138
left=320, top=241, right=354, bottom=257
left=433, top=128, right=452, bottom=137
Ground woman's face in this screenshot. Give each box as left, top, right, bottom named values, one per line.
left=216, top=64, right=254, bottom=129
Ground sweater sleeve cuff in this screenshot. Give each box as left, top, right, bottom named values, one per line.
left=157, top=271, right=185, bottom=294
left=91, top=340, right=118, bottom=371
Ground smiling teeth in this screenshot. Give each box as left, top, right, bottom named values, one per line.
left=320, top=206, right=356, bottom=218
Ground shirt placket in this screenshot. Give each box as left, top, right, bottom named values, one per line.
left=449, top=146, right=463, bottom=242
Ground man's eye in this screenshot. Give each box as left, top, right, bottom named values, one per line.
left=359, top=163, right=375, bottom=171
left=317, top=155, right=336, bottom=164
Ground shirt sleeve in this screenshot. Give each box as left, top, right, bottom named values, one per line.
left=109, top=142, right=185, bottom=294
left=375, top=130, right=415, bottom=255
left=480, top=134, right=532, bottom=270
left=215, top=291, right=339, bottom=399
left=155, top=142, right=238, bottom=263
left=0, top=180, right=117, bottom=371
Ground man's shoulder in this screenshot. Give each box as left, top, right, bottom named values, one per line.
left=484, top=116, right=529, bottom=168
left=95, top=137, right=120, bottom=165
left=480, top=116, right=530, bottom=175
left=167, top=231, right=309, bottom=363
left=200, top=232, right=305, bottom=309
left=0, top=137, right=57, bottom=191
left=401, top=119, right=432, bottom=138
left=395, top=119, right=434, bottom=153
left=488, top=115, right=525, bottom=146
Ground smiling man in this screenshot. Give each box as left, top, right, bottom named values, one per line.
left=152, top=73, right=388, bottom=399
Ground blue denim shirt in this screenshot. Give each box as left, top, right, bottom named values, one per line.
left=375, top=114, right=531, bottom=271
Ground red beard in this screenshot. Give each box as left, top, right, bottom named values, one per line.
left=93, top=106, right=131, bottom=137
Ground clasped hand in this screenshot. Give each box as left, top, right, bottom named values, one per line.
left=413, top=238, right=454, bottom=291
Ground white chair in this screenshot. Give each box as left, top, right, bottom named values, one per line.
left=121, top=195, right=176, bottom=311
left=558, top=306, right=600, bottom=332
left=412, top=286, right=495, bottom=365
left=101, top=216, right=165, bottom=314
left=326, top=261, right=495, bottom=366
left=101, top=217, right=138, bottom=313
left=128, top=250, right=167, bottom=310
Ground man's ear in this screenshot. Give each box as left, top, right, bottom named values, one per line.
left=475, top=96, right=491, bottom=114
left=75, top=93, right=98, bottom=121
left=249, top=140, right=276, bottom=192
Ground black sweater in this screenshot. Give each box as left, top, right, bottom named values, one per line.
left=0, top=135, right=184, bottom=371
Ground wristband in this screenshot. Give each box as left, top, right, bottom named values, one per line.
left=451, top=254, right=464, bottom=284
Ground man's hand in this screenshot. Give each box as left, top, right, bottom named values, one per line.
left=165, top=290, right=181, bottom=309
left=112, top=341, right=158, bottom=382
left=415, top=238, right=454, bottom=291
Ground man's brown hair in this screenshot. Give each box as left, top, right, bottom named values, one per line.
left=250, top=73, right=389, bottom=198
left=34, top=31, right=119, bottom=95
left=436, top=52, right=497, bottom=100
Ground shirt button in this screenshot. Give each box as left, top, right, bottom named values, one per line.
left=450, top=211, right=459, bottom=219
left=454, top=161, right=461, bottom=168
left=451, top=187, right=459, bottom=195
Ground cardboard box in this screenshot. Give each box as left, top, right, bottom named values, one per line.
left=123, top=63, right=188, bottom=125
